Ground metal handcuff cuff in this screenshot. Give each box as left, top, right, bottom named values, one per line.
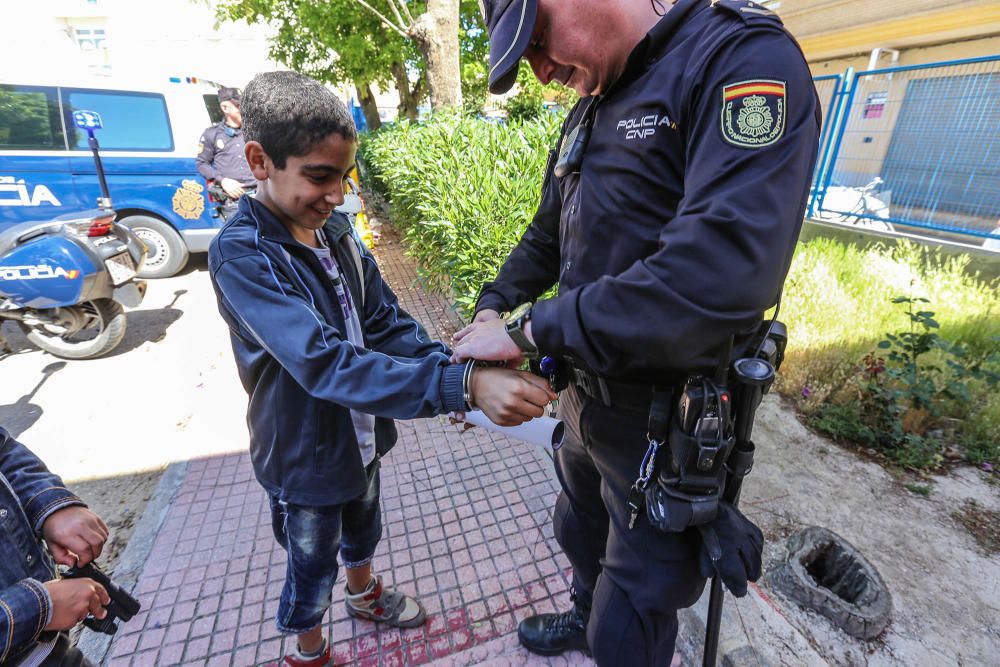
left=628, top=320, right=788, bottom=535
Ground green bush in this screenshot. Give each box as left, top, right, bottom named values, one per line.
left=359, top=112, right=563, bottom=315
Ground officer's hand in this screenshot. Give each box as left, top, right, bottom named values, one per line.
left=43, top=578, right=110, bottom=631
left=453, top=309, right=500, bottom=344
left=470, top=367, right=556, bottom=426
left=220, top=177, right=246, bottom=199
left=697, top=502, right=764, bottom=598
left=451, top=319, right=522, bottom=365
left=42, top=506, right=109, bottom=567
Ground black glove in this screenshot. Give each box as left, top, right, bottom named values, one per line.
left=696, top=501, right=764, bottom=598
left=646, top=482, right=718, bottom=533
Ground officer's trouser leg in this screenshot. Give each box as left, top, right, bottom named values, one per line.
left=554, top=385, right=707, bottom=665
left=552, top=384, right=610, bottom=608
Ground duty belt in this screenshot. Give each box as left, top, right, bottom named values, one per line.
left=568, top=366, right=656, bottom=411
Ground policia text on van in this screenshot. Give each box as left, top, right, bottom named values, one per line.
left=0, top=77, right=228, bottom=278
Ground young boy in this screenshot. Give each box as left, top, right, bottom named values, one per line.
left=0, top=427, right=112, bottom=666
left=208, top=71, right=554, bottom=667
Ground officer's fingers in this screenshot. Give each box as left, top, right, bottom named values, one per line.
left=453, top=323, right=476, bottom=341
left=473, top=309, right=500, bottom=324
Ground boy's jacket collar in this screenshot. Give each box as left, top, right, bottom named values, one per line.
left=241, top=195, right=352, bottom=246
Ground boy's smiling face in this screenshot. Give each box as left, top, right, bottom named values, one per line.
left=247, top=132, right=357, bottom=246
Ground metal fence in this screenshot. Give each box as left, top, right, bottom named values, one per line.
left=810, top=56, right=1000, bottom=241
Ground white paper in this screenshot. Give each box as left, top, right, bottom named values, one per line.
left=461, top=410, right=565, bottom=450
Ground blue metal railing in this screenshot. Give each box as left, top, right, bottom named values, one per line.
left=810, top=56, right=1000, bottom=241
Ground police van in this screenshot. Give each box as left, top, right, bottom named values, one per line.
left=0, top=75, right=229, bottom=278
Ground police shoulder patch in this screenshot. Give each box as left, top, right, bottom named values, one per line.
left=720, top=79, right=786, bottom=148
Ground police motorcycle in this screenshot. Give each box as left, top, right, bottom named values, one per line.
left=0, top=111, right=147, bottom=360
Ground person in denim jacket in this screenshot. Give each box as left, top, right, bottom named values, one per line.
left=0, top=427, right=111, bottom=666
left=209, top=71, right=555, bottom=667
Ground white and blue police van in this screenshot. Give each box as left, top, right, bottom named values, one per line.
left=0, top=75, right=229, bottom=278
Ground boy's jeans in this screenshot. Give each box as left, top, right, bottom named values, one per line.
left=268, top=459, right=382, bottom=634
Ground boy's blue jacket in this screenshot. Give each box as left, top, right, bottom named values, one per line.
left=0, top=428, right=87, bottom=664
left=209, top=197, right=469, bottom=506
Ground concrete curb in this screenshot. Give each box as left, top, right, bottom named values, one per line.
left=677, top=580, right=829, bottom=667
left=78, top=461, right=189, bottom=665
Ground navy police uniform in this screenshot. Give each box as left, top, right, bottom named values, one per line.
left=195, top=120, right=255, bottom=188
left=475, top=0, right=820, bottom=663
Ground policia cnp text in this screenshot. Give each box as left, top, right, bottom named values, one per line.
left=453, top=0, right=821, bottom=664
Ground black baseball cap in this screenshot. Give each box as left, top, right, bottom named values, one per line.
left=217, top=87, right=241, bottom=105
left=480, top=0, right=538, bottom=95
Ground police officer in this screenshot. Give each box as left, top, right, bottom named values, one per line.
left=196, top=87, right=255, bottom=216
left=453, top=0, right=821, bottom=664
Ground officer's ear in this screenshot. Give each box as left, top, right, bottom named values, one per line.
left=245, top=141, right=270, bottom=180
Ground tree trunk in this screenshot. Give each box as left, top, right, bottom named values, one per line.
left=391, top=61, right=419, bottom=121
left=355, top=82, right=381, bottom=132
left=411, top=0, right=462, bottom=111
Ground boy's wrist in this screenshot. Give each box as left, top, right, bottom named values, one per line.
left=462, top=361, right=479, bottom=410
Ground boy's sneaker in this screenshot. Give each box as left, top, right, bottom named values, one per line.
left=265, top=639, right=331, bottom=667
left=345, top=575, right=426, bottom=628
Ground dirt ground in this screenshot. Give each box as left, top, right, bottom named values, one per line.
left=743, top=395, right=1000, bottom=666
left=67, top=470, right=164, bottom=574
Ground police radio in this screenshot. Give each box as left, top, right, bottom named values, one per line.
left=554, top=97, right=599, bottom=178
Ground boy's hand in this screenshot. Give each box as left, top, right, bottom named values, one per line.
left=470, top=367, right=556, bottom=426
left=42, top=507, right=109, bottom=567
left=43, top=578, right=110, bottom=631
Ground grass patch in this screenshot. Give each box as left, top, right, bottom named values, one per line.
left=903, top=482, right=932, bottom=497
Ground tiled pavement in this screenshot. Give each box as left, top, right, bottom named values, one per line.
left=103, top=227, right=594, bottom=666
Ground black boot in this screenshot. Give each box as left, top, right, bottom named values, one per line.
left=517, top=591, right=591, bottom=656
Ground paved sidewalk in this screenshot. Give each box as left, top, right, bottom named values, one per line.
left=101, top=228, right=594, bottom=666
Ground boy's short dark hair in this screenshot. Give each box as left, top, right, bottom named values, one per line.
left=242, top=71, right=358, bottom=169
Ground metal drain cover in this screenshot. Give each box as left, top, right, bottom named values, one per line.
left=767, top=526, right=892, bottom=639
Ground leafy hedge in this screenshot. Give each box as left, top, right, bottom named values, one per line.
left=359, top=113, right=563, bottom=314
left=360, top=116, right=999, bottom=469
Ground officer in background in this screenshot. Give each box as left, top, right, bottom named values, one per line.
left=196, top=87, right=256, bottom=217
left=453, top=0, right=821, bottom=664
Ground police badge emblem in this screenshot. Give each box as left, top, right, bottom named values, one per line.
left=721, top=79, right=786, bottom=148
left=172, top=179, right=206, bottom=220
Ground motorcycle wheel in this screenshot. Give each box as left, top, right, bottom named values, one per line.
left=119, top=215, right=189, bottom=279
left=20, top=299, right=127, bottom=360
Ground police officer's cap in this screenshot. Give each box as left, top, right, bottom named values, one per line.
left=218, top=87, right=241, bottom=105
left=479, top=0, right=538, bottom=95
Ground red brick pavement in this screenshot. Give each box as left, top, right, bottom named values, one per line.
left=105, top=227, right=594, bottom=666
